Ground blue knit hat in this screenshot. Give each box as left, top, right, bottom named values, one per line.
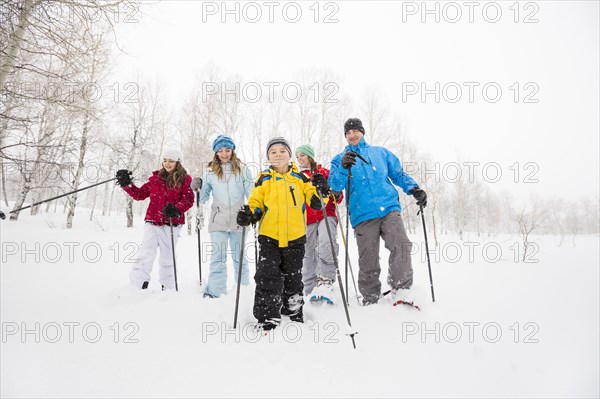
left=212, top=135, right=236, bottom=153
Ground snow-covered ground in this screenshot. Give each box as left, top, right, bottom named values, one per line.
left=1, top=208, right=598, bottom=398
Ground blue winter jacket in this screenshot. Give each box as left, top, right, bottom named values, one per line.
left=329, top=137, right=418, bottom=228
left=198, top=162, right=254, bottom=233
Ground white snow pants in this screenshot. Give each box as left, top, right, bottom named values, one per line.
left=129, top=222, right=182, bottom=290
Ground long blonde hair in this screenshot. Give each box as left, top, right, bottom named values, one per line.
left=159, top=162, right=188, bottom=188
left=209, top=150, right=241, bottom=180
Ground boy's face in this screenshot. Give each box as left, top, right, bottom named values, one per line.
left=345, top=129, right=363, bottom=146
left=268, top=145, right=291, bottom=169
left=163, top=158, right=177, bottom=172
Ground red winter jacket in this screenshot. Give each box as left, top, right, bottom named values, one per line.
left=122, top=171, right=194, bottom=226
left=302, top=165, right=343, bottom=225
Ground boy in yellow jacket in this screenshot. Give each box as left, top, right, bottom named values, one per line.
left=237, top=137, right=330, bottom=331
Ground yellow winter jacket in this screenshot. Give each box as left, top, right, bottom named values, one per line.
left=248, top=162, right=320, bottom=248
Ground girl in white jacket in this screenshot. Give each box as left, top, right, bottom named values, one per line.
left=192, top=136, right=255, bottom=298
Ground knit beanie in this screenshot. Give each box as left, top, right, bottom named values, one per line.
left=212, top=135, right=236, bottom=153
left=344, top=118, right=365, bottom=135
left=266, top=137, right=292, bottom=157
left=295, top=144, right=316, bottom=160
left=162, top=147, right=182, bottom=162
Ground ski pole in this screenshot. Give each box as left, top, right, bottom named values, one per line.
left=254, top=229, right=258, bottom=267
left=0, top=177, right=117, bottom=220
left=195, top=192, right=203, bottom=285
left=168, top=216, right=179, bottom=292
left=233, top=206, right=249, bottom=329
left=332, top=197, right=361, bottom=304
left=341, top=153, right=369, bottom=304
left=316, top=190, right=357, bottom=349
left=418, top=205, right=435, bottom=302
left=344, top=170, right=351, bottom=305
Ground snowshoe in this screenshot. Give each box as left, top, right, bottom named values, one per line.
left=388, top=288, right=421, bottom=311
left=393, top=299, right=421, bottom=311
left=281, top=307, right=304, bottom=323
left=308, top=281, right=335, bottom=305
left=255, top=318, right=280, bottom=334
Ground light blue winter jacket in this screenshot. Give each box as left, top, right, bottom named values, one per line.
left=198, top=162, right=254, bottom=233
left=329, top=137, right=418, bottom=228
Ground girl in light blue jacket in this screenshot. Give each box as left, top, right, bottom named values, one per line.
left=193, top=136, right=255, bottom=298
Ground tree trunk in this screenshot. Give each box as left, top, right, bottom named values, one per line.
left=102, top=178, right=110, bottom=216
left=9, top=180, right=31, bottom=221
left=1, top=146, right=9, bottom=207
left=432, top=213, right=438, bottom=246
left=0, top=0, right=35, bottom=90
left=89, top=185, right=97, bottom=222
left=30, top=193, right=40, bottom=215
left=66, top=110, right=91, bottom=228
left=126, top=196, right=133, bottom=227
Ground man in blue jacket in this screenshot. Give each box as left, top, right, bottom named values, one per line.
left=329, top=118, right=427, bottom=305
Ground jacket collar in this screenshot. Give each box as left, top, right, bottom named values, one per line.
left=268, top=162, right=300, bottom=176
left=346, top=136, right=369, bottom=152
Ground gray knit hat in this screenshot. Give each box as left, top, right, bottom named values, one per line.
left=266, top=137, right=292, bottom=157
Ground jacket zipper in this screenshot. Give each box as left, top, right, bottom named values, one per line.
left=226, top=172, right=232, bottom=228
left=289, top=186, right=297, bottom=206
left=212, top=207, right=220, bottom=223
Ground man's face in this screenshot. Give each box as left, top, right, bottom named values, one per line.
left=345, top=129, right=363, bottom=146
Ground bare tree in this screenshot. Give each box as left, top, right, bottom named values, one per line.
left=181, top=64, right=223, bottom=177
left=1, top=0, right=125, bottom=90
left=107, top=80, right=163, bottom=227
left=216, top=74, right=244, bottom=138
left=565, top=202, right=580, bottom=247
left=1, top=0, right=125, bottom=221
left=515, top=202, right=546, bottom=262
left=361, top=87, right=388, bottom=146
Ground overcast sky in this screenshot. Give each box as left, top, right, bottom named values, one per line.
left=112, top=1, right=599, bottom=202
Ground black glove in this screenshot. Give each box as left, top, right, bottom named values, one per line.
left=163, top=203, right=181, bottom=218
left=341, top=151, right=357, bottom=169
left=309, top=194, right=323, bottom=210
left=191, top=177, right=203, bottom=191
left=410, top=187, right=427, bottom=208
left=237, top=206, right=261, bottom=227
left=311, top=173, right=331, bottom=197
left=236, top=207, right=252, bottom=227
left=116, top=169, right=133, bottom=187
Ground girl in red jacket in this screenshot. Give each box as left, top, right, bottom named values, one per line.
left=295, top=144, right=343, bottom=304
left=116, top=147, right=194, bottom=290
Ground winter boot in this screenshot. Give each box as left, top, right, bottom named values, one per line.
left=362, top=297, right=378, bottom=306
left=281, top=306, right=304, bottom=323
left=281, top=293, right=304, bottom=322
left=390, top=288, right=420, bottom=310
left=310, top=276, right=335, bottom=304
left=255, top=318, right=281, bottom=332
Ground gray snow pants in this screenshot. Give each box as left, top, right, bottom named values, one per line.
left=302, top=216, right=339, bottom=295
left=354, top=211, right=413, bottom=303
